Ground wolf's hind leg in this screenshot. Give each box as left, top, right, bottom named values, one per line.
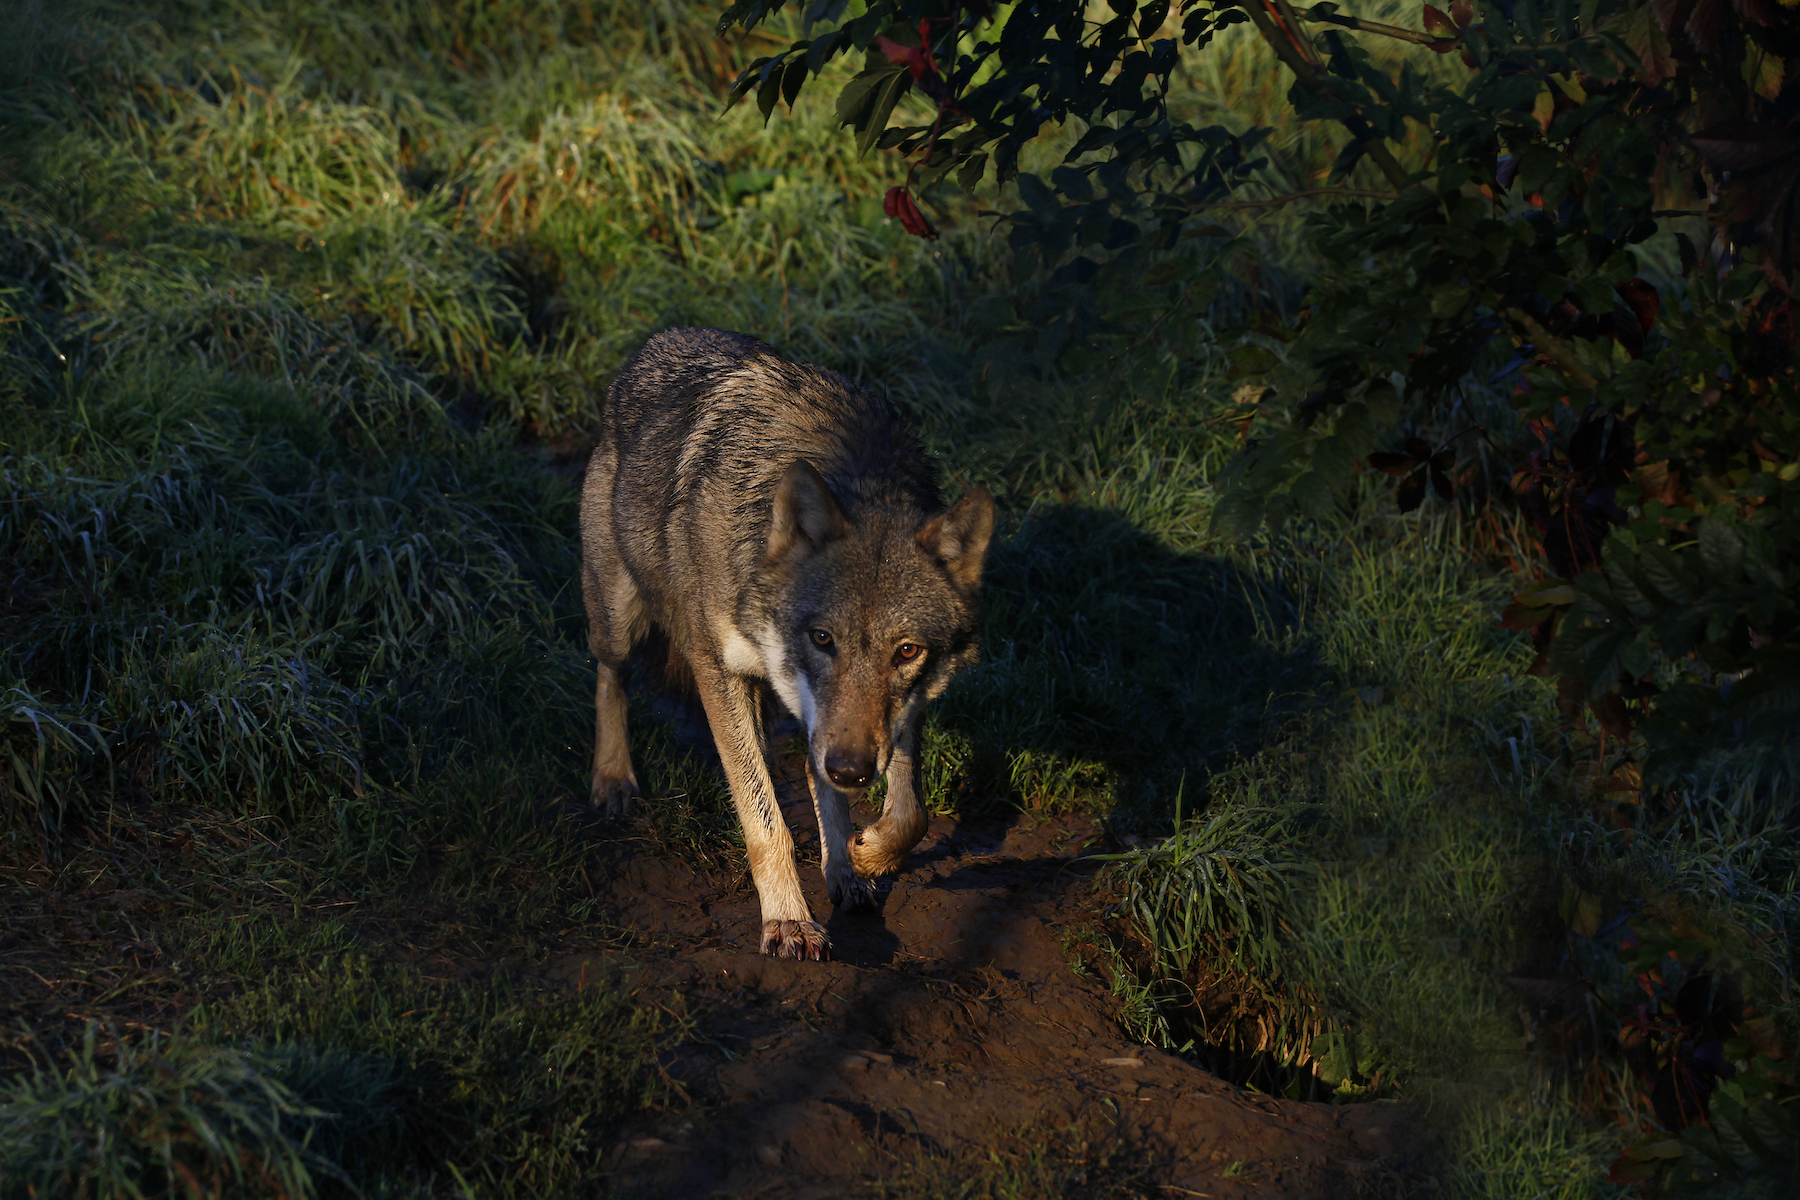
left=848, top=716, right=930, bottom=879
left=585, top=558, right=647, bottom=813
left=590, top=660, right=639, bottom=812
left=810, top=769, right=878, bottom=911
left=692, top=657, right=829, bottom=960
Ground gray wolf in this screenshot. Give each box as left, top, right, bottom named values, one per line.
left=580, top=328, right=994, bottom=960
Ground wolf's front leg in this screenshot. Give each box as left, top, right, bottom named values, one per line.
left=809, top=767, right=879, bottom=911
left=848, top=715, right=930, bottom=879
left=692, top=658, right=828, bottom=960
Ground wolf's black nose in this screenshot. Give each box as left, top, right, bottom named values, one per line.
left=825, top=750, right=875, bottom=789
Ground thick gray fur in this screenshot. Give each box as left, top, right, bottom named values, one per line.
left=580, top=328, right=994, bottom=961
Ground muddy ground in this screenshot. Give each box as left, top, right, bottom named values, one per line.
left=552, top=745, right=1429, bottom=1199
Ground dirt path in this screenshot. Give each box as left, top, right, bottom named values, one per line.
left=549, top=751, right=1422, bottom=1198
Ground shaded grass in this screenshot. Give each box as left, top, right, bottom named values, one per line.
left=2, top=961, right=682, bottom=1199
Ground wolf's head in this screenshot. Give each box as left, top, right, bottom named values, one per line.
left=758, top=460, right=993, bottom=789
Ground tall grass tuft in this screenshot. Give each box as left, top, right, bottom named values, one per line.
left=1, top=685, right=109, bottom=849
left=0, top=1023, right=340, bottom=1200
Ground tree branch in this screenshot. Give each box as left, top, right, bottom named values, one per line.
left=1297, top=5, right=1460, bottom=48
left=1502, top=306, right=1599, bottom=391
left=1185, top=187, right=1399, bottom=211
left=1267, top=0, right=1324, bottom=66
left=1231, top=0, right=1412, bottom=192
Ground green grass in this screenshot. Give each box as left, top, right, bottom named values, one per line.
left=1, top=0, right=1786, bottom=1195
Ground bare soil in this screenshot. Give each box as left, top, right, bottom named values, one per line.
left=552, top=751, right=1427, bottom=1199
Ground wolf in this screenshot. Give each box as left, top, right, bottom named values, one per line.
left=579, top=328, right=994, bottom=961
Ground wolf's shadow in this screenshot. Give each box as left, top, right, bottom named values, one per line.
left=924, top=502, right=1321, bottom=821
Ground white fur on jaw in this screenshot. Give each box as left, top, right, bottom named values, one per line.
left=749, top=624, right=816, bottom=735
left=719, top=624, right=764, bottom=677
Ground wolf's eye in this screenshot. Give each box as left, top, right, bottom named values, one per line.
left=809, top=628, right=834, bottom=649
left=894, top=642, right=922, bottom=665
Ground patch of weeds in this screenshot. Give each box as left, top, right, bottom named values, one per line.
left=1056, top=923, right=1173, bottom=1048
left=201, top=954, right=685, bottom=1192
left=625, top=696, right=741, bottom=870
left=1099, top=801, right=1333, bottom=1097
left=1448, top=1092, right=1630, bottom=1200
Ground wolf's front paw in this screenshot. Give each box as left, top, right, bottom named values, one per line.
left=847, top=829, right=906, bottom=879
left=829, top=870, right=881, bottom=912
left=590, top=777, right=640, bottom=814
left=760, top=919, right=830, bottom=961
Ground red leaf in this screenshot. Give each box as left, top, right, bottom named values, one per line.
left=1690, top=121, right=1800, bottom=173
left=1402, top=436, right=1433, bottom=459
left=873, top=34, right=914, bottom=67
left=1422, top=3, right=1457, bottom=34
left=1615, top=278, right=1660, bottom=333
left=1500, top=601, right=1553, bottom=631
left=1396, top=471, right=1427, bottom=512
left=873, top=33, right=936, bottom=82
left=1448, top=0, right=1474, bottom=25
left=915, top=17, right=940, bottom=80
left=889, top=186, right=939, bottom=240
left=884, top=186, right=903, bottom=218
left=1590, top=693, right=1633, bottom=739
left=1679, top=0, right=1732, bottom=56
left=1368, top=451, right=1418, bottom=477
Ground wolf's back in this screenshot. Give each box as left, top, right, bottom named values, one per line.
left=599, top=329, right=939, bottom=594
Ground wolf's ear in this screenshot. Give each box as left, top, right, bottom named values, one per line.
left=917, top=488, right=994, bottom=591
left=767, top=460, right=849, bottom=564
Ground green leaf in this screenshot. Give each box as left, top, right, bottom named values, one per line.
left=855, top=67, right=911, bottom=156
left=1228, top=344, right=1280, bottom=376
left=782, top=58, right=809, bottom=110
left=1364, top=380, right=1399, bottom=426
left=1517, top=579, right=1576, bottom=606
left=835, top=65, right=898, bottom=128
left=1137, top=0, right=1170, bottom=37
left=1185, top=268, right=1221, bottom=311
left=1698, top=517, right=1744, bottom=580
left=1209, top=486, right=1266, bottom=542
left=723, top=56, right=774, bottom=114
left=757, top=62, right=784, bottom=125
left=1291, top=470, right=1335, bottom=519
left=1050, top=165, right=1093, bottom=202
left=1620, top=632, right=1655, bottom=680
left=1636, top=545, right=1695, bottom=605
left=1513, top=0, right=1541, bottom=44
left=1015, top=173, right=1061, bottom=220
left=957, top=152, right=989, bottom=191
left=1331, top=400, right=1375, bottom=459
left=807, top=29, right=849, bottom=74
